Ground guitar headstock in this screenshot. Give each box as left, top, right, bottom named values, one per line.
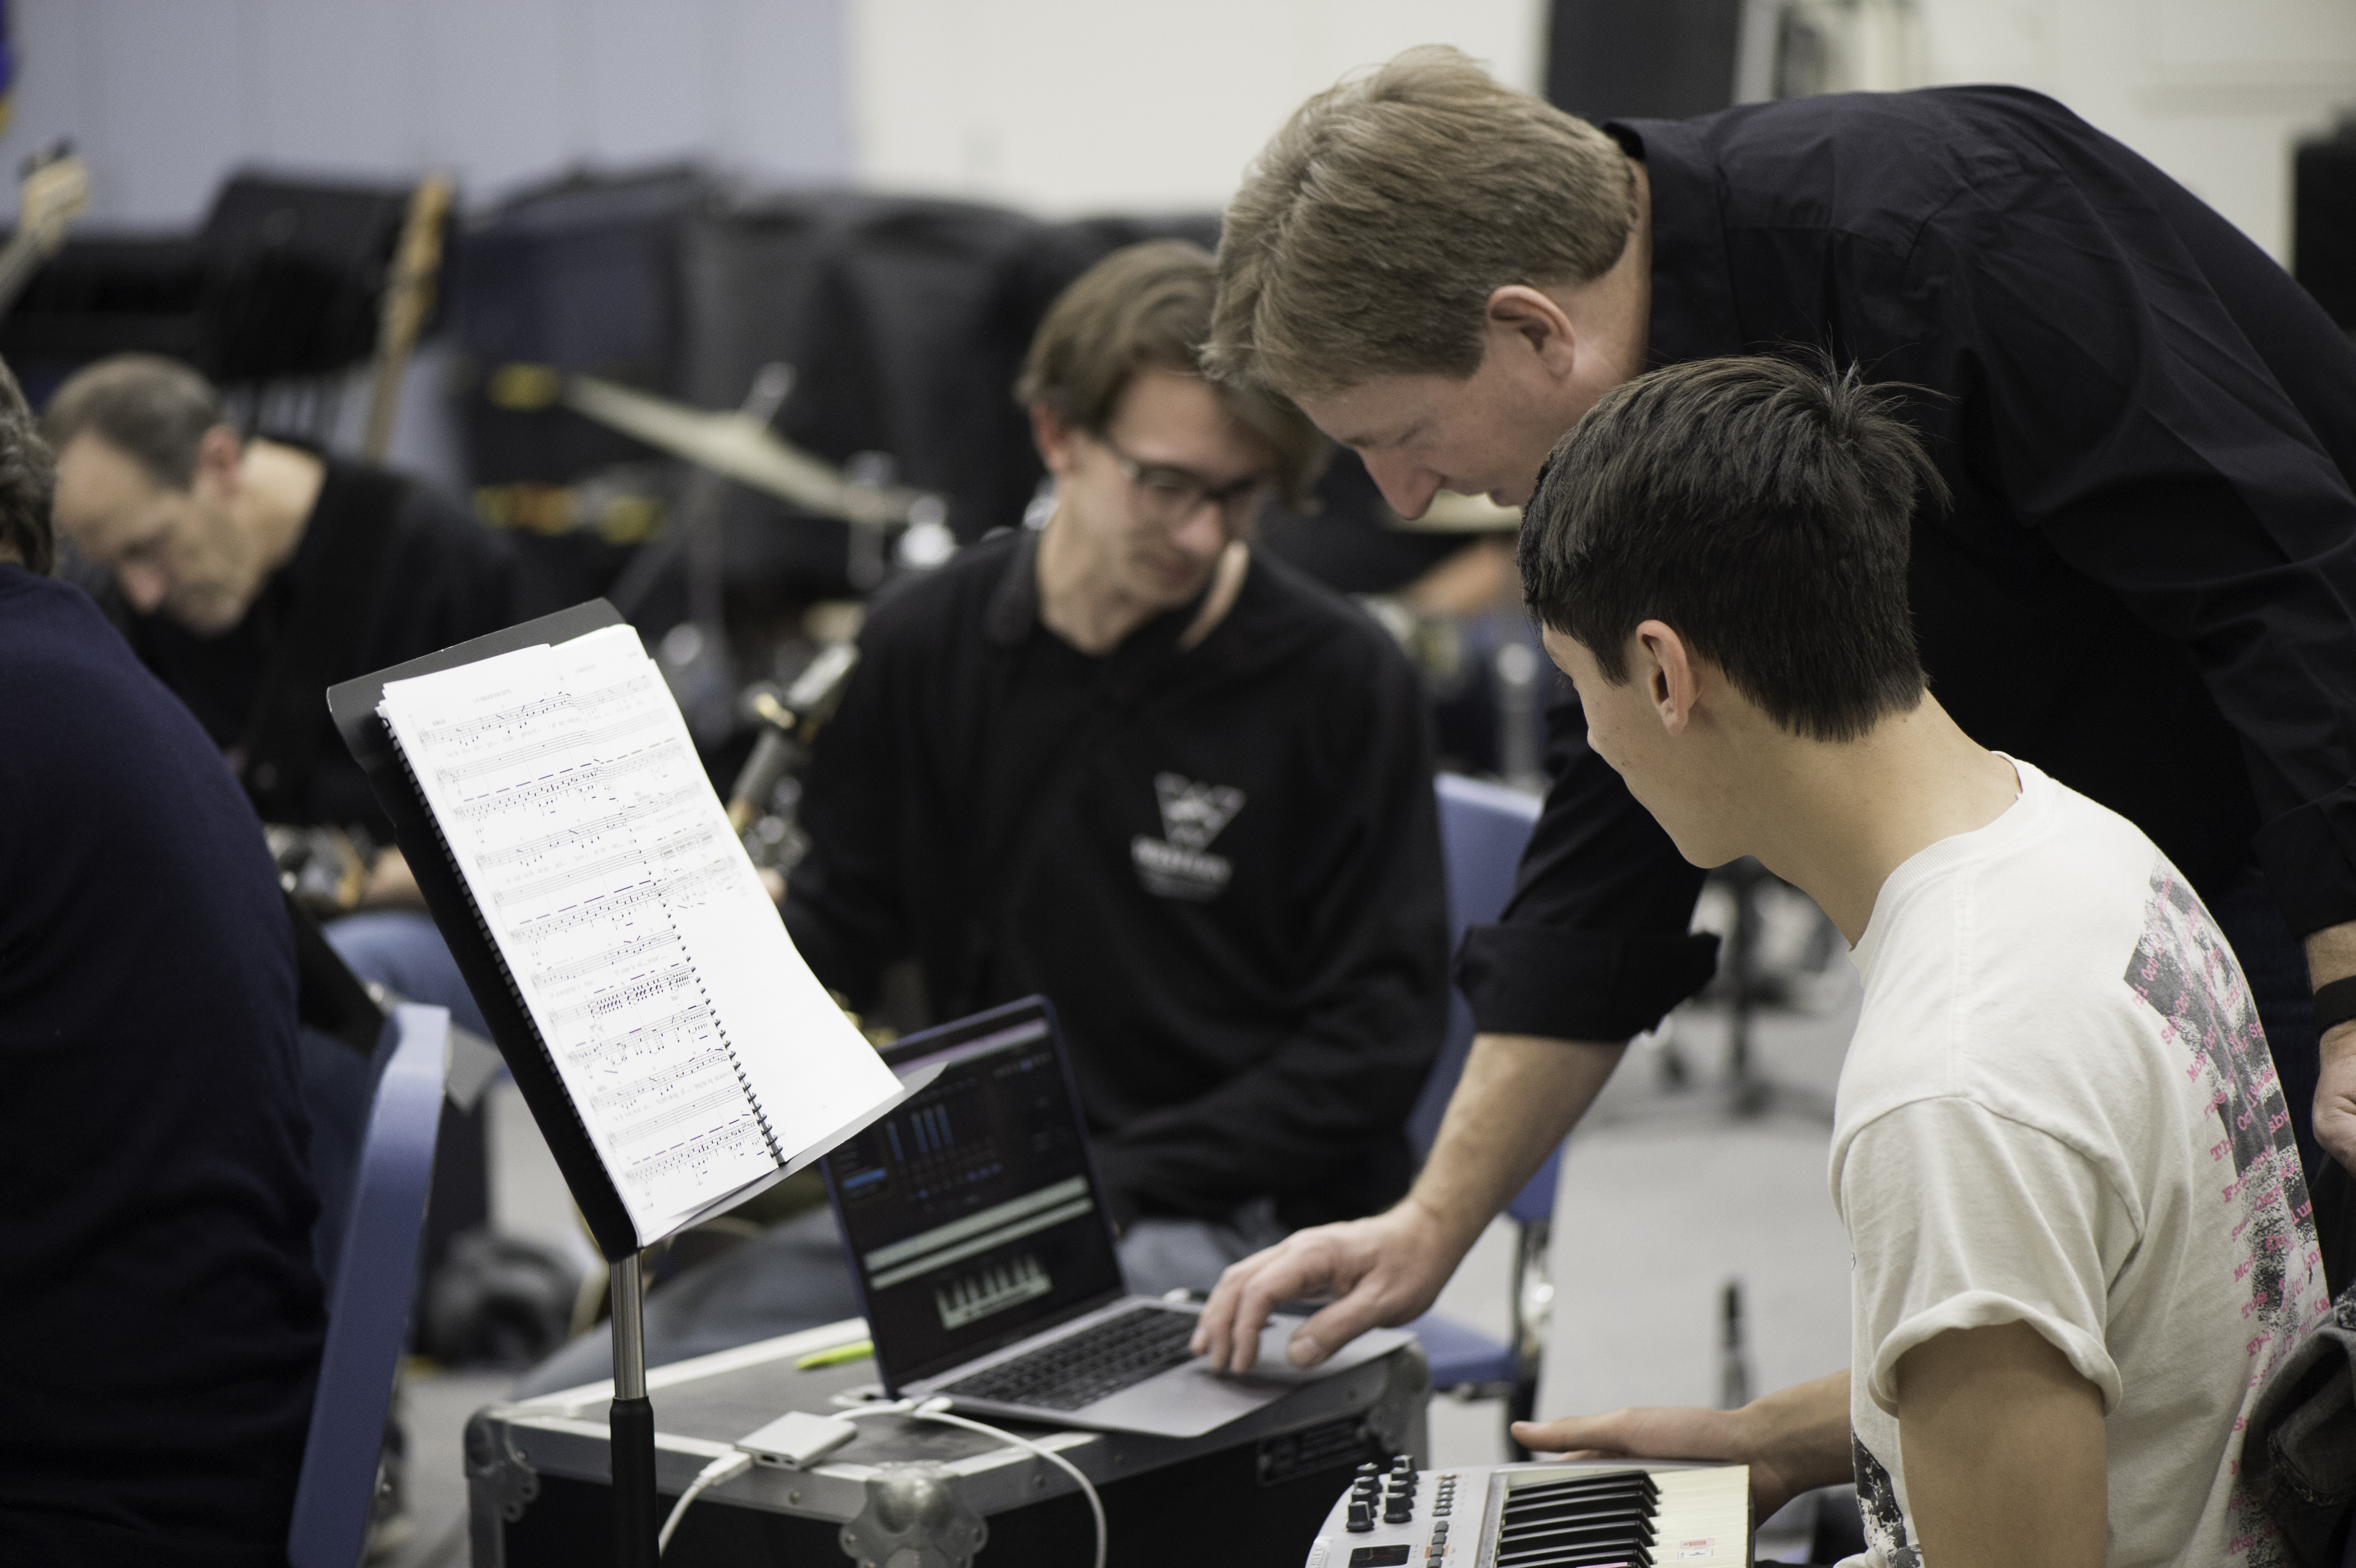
left=17, top=145, right=90, bottom=256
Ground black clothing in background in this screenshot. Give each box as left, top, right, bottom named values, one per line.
left=111, top=453, right=517, bottom=839
left=1462, top=88, right=2356, bottom=1067
left=0, top=567, right=324, bottom=1566
left=785, top=531, right=1450, bottom=1228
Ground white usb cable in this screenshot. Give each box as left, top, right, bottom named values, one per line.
left=657, top=1396, right=1107, bottom=1567
left=656, top=1449, right=753, bottom=1555
left=903, top=1397, right=1107, bottom=1568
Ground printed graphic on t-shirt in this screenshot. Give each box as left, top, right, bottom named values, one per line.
left=2127, top=861, right=2321, bottom=1567
left=1131, top=772, right=1244, bottom=901
left=1853, top=1436, right=1920, bottom=1568
left=2126, top=864, right=2318, bottom=1337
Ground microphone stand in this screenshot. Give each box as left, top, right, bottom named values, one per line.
left=609, top=1252, right=658, bottom=1567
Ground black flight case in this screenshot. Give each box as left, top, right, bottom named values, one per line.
left=467, top=1316, right=1430, bottom=1568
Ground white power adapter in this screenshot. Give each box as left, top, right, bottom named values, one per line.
left=734, top=1409, right=861, bottom=1470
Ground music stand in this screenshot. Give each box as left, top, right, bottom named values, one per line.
left=329, top=601, right=663, bottom=1566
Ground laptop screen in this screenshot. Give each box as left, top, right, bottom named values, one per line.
left=824, top=999, right=1127, bottom=1388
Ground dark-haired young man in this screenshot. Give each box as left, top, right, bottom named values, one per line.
left=1513, top=358, right=2315, bottom=1565
left=1195, top=47, right=2356, bottom=1369
left=0, top=354, right=325, bottom=1564
left=515, top=242, right=1446, bottom=1391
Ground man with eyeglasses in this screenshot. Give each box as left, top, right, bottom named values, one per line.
left=782, top=238, right=1450, bottom=1295
left=510, top=241, right=1450, bottom=1389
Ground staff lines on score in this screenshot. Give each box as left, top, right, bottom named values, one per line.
left=450, top=744, right=672, bottom=824
left=411, top=670, right=654, bottom=748
left=434, top=703, right=669, bottom=788
left=476, top=782, right=701, bottom=870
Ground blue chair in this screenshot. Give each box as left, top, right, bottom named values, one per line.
left=1408, top=774, right=1553, bottom=1441
left=288, top=1003, right=450, bottom=1568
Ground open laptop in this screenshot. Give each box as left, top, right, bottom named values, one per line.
left=822, top=996, right=1409, bottom=1439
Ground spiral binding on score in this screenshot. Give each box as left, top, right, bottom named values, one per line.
left=659, top=897, right=783, bottom=1168
left=704, top=973, right=783, bottom=1165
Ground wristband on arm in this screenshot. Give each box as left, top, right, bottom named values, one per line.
left=2316, top=975, right=2356, bottom=1036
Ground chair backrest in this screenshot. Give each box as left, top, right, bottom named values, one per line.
left=1410, top=774, right=1558, bottom=1225
left=288, top=1003, right=449, bottom=1568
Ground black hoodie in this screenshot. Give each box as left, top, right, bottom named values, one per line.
left=784, top=529, right=1448, bottom=1228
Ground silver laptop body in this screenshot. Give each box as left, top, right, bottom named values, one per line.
left=822, top=998, right=1405, bottom=1440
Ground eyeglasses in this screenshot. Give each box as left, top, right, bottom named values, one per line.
left=1096, top=434, right=1271, bottom=528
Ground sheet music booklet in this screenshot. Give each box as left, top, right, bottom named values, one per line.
left=374, top=620, right=912, bottom=1246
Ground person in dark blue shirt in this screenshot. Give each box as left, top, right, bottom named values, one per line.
left=0, top=356, right=324, bottom=1566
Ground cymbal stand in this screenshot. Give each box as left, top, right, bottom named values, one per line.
left=608, top=363, right=796, bottom=623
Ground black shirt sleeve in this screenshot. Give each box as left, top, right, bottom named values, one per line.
left=1455, top=677, right=1719, bottom=1040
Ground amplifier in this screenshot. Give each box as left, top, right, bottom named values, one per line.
left=1302, top=1456, right=1750, bottom=1568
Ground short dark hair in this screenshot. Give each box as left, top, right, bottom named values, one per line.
left=0, top=355, right=57, bottom=575
left=1018, top=240, right=1325, bottom=508
left=41, top=353, right=227, bottom=491
left=1519, top=356, right=1943, bottom=743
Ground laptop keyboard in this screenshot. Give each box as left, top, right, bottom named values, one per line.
left=940, top=1305, right=1200, bottom=1411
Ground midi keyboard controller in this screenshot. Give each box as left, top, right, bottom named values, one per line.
left=1302, top=1454, right=1750, bottom=1568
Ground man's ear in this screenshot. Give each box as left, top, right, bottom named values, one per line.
left=1484, top=285, right=1578, bottom=376
left=192, top=423, right=242, bottom=497
left=1634, top=618, right=1698, bottom=735
left=1029, top=402, right=1082, bottom=479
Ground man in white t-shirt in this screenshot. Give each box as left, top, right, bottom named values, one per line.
left=1500, top=356, right=2330, bottom=1566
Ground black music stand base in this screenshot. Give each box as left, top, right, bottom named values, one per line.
left=609, top=1252, right=658, bottom=1568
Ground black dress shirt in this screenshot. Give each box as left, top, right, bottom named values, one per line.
left=1459, top=86, right=2356, bottom=1043
left=784, top=531, right=1450, bottom=1227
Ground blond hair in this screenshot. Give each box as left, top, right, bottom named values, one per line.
left=1208, top=45, right=1636, bottom=399
left=1018, top=240, right=1325, bottom=508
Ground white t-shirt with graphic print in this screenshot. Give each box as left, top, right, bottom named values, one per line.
left=1832, top=759, right=2326, bottom=1568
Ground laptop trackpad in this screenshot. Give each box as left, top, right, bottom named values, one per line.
left=1074, top=1314, right=1416, bottom=1439
left=1229, top=1316, right=1416, bottom=1382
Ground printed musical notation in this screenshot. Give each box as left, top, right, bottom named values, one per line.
left=378, top=624, right=902, bottom=1242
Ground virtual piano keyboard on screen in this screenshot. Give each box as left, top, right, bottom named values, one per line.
left=1303, top=1455, right=1750, bottom=1568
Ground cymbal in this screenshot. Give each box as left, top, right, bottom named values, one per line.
left=562, top=374, right=933, bottom=527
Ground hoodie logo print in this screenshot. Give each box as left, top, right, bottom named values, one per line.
left=1132, top=773, right=1244, bottom=901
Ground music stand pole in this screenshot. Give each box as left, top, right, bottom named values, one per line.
left=610, top=1252, right=658, bottom=1567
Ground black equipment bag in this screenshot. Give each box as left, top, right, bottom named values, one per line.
left=0, top=171, right=427, bottom=389
left=449, top=165, right=713, bottom=489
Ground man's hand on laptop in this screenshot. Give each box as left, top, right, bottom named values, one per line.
left=1191, top=1198, right=1461, bottom=1373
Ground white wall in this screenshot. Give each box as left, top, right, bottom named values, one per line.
left=0, top=0, right=853, bottom=229
left=845, top=0, right=1549, bottom=216
left=17, top=0, right=2337, bottom=254
left=846, top=0, right=2352, bottom=259
left=1917, top=0, right=2356, bottom=262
